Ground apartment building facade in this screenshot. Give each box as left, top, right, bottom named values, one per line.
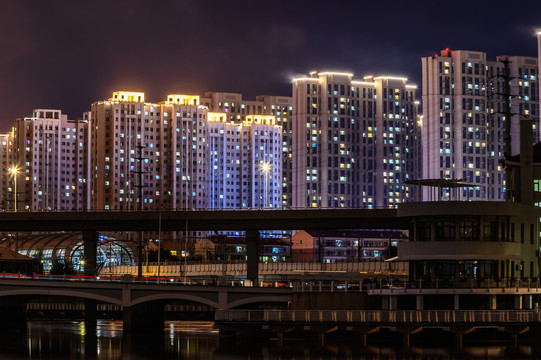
left=201, top=92, right=292, bottom=208
left=207, top=112, right=282, bottom=210
left=10, top=109, right=89, bottom=211
left=292, top=71, right=419, bottom=209
left=89, top=92, right=209, bottom=211
left=422, top=49, right=538, bottom=201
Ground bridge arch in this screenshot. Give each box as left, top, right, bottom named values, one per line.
left=0, top=289, right=123, bottom=306
left=130, top=294, right=219, bottom=308
left=228, top=295, right=290, bottom=309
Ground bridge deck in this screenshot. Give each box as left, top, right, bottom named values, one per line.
left=0, top=209, right=407, bottom=231
left=215, top=309, right=540, bottom=326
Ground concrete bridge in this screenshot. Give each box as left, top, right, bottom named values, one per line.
left=0, top=208, right=408, bottom=284
left=215, top=309, right=538, bottom=346
left=0, top=278, right=291, bottom=334
left=101, top=260, right=409, bottom=279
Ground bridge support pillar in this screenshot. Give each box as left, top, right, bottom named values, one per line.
left=489, top=295, right=497, bottom=310
left=123, top=302, right=165, bottom=335
left=455, top=333, right=463, bottom=348
left=416, top=295, right=423, bottom=310
left=82, top=231, right=98, bottom=276
left=356, top=326, right=380, bottom=347
left=84, top=299, right=97, bottom=334
left=310, top=326, right=337, bottom=345
left=454, top=294, right=460, bottom=310
left=269, top=325, right=295, bottom=345
left=506, top=326, right=529, bottom=347
left=451, top=326, right=476, bottom=348
left=389, top=295, right=397, bottom=310
left=246, top=230, right=259, bottom=286
left=395, top=326, right=422, bottom=348
left=83, top=299, right=98, bottom=359
left=515, top=295, right=523, bottom=310
left=382, top=296, right=389, bottom=309
left=0, top=296, right=27, bottom=330
left=526, top=295, right=533, bottom=309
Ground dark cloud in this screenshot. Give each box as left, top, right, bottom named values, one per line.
left=0, top=0, right=539, bottom=131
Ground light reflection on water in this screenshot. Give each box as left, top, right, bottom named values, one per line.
left=0, top=320, right=535, bottom=359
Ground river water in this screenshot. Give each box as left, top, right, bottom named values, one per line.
left=0, top=320, right=535, bottom=359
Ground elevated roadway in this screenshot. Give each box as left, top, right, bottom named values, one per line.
left=0, top=208, right=407, bottom=232
left=0, top=208, right=409, bottom=284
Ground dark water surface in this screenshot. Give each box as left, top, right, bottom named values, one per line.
left=0, top=320, right=537, bottom=359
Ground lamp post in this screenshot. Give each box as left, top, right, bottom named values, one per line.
left=157, top=207, right=162, bottom=283
left=9, top=167, right=19, bottom=212
left=260, top=162, right=271, bottom=209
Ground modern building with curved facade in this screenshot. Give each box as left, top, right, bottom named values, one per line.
left=397, top=200, right=540, bottom=280
left=2, top=233, right=135, bottom=273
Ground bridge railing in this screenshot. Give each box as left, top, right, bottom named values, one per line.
left=99, top=260, right=409, bottom=277
left=215, top=309, right=541, bottom=324
left=292, top=277, right=541, bottom=293
left=0, top=206, right=398, bottom=212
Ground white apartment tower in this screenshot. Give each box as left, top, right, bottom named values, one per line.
left=422, top=49, right=538, bottom=200
left=292, top=71, right=419, bottom=209
left=11, top=109, right=89, bottom=211
left=0, top=133, right=13, bottom=209
left=371, top=76, right=420, bottom=207
left=201, top=92, right=292, bottom=208
left=90, top=92, right=208, bottom=210
left=207, top=113, right=282, bottom=209
left=538, top=31, right=541, bottom=126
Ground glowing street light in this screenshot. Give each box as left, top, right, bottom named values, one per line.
left=260, top=161, right=271, bottom=209
left=9, top=167, right=20, bottom=212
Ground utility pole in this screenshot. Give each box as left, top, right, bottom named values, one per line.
left=501, top=58, right=512, bottom=200
left=489, top=58, right=514, bottom=200
left=132, top=143, right=149, bottom=278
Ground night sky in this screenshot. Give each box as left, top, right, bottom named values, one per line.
left=0, top=0, right=540, bottom=132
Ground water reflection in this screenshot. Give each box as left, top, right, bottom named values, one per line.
left=0, top=320, right=535, bottom=359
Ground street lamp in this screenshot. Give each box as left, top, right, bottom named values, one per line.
left=9, top=167, right=20, bottom=212
left=260, top=162, right=271, bottom=209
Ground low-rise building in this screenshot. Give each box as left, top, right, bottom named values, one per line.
left=291, top=230, right=408, bottom=262
left=195, top=235, right=289, bottom=262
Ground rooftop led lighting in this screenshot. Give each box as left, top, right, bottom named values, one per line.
left=372, top=76, right=409, bottom=81
left=110, top=91, right=145, bottom=103
left=166, top=94, right=200, bottom=106
left=208, top=112, right=228, bottom=122
left=245, top=115, right=276, bottom=125
left=292, top=77, right=320, bottom=82
left=351, top=81, right=376, bottom=86
left=318, top=72, right=354, bottom=77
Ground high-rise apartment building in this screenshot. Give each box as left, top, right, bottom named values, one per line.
left=89, top=91, right=284, bottom=213
left=201, top=92, right=292, bottom=208
left=538, top=31, right=541, bottom=130
left=90, top=92, right=208, bottom=211
left=422, top=49, right=538, bottom=200
left=0, top=133, right=13, bottom=209
left=292, top=71, right=419, bottom=209
left=207, top=113, right=282, bottom=210
left=10, top=109, right=89, bottom=211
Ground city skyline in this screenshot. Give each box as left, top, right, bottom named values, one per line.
left=0, top=1, right=540, bottom=131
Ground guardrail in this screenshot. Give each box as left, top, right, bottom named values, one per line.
left=293, top=278, right=541, bottom=293
left=5, top=271, right=541, bottom=293
left=100, top=260, right=409, bottom=277
left=0, top=272, right=197, bottom=285
left=0, top=272, right=288, bottom=287
left=215, top=309, right=540, bottom=324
